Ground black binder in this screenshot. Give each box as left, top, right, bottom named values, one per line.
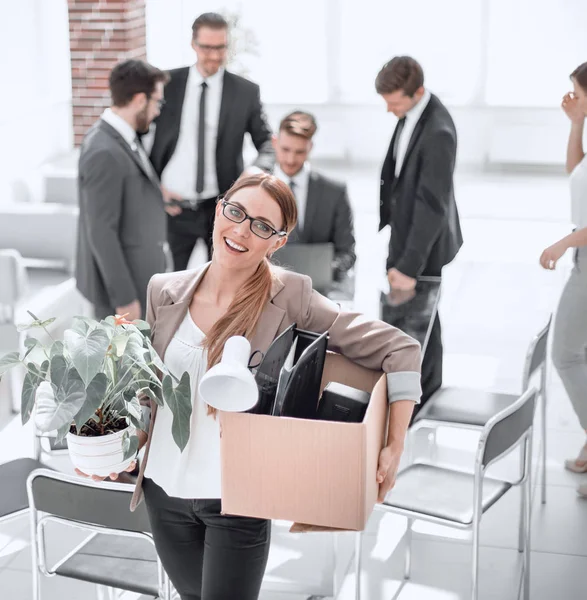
left=251, top=323, right=328, bottom=419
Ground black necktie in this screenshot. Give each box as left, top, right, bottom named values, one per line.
left=392, top=117, right=406, bottom=162
left=196, top=81, right=208, bottom=195
left=288, top=179, right=296, bottom=196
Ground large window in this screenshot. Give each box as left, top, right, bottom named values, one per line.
left=338, top=0, right=484, bottom=105
left=486, top=0, right=587, bottom=107
left=146, top=0, right=329, bottom=103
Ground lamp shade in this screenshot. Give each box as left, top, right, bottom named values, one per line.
left=198, top=336, right=259, bottom=412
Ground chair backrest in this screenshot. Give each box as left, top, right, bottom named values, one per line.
left=0, top=249, right=28, bottom=321
left=521, top=318, right=551, bottom=390
left=480, top=388, right=537, bottom=467
left=27, top=469, right=151, bottom=534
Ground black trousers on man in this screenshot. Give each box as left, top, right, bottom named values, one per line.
left=412, top=313, right=443, bottom=419
left=143, top=477, right=271, bottom=600
left=167, top=200, right=216, bottom=271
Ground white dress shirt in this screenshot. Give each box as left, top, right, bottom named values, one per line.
left=161, top=65, right=224, bottom=201
left=101, top=108, right=157, bottom=181
left=101, top=108, right=137, bottom=147
left=394, top=88, right=431, bottom=177
left=144, top=312, right=222, bottom=499
left=274, top=162, right=310, bottom=231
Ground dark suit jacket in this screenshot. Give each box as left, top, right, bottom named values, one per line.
left=379, top=94, right=463, bottom=278
left=289, top=171, right=356, bottom=279
left=75, top=120, right=168, bottom=314
left=149, top=67, right=275, bottom=195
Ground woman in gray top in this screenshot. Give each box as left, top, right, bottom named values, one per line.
left=540, top=62, right=587, bottom=498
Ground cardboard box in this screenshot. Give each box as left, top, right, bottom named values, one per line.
left=220, top=352, right=387, bottom=531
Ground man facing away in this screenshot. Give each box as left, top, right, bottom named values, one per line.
left=75, top=60, right=169, bottom=321
left=149, top=12, right=275, bottom=270
left=272, top=111, right=356, bottom=282
left=376, top=56, right=463, bottom=407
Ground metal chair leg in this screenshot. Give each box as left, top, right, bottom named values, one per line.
left=471, top=478, right=483, bottom=600
left=523, top=436, right=533, bottom=600
left=518, top=443, right=527, bottom=553
left=404, top=518, right=413, bottom=580
left=540, top=384, right=547, bottom=505
left=354, top=531, right=362, bottom=600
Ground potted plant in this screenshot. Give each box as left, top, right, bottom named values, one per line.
left=0, top=312, right=192, bottom=476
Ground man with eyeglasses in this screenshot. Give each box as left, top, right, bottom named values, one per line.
left=148, top=12, right=275, bottom=271
left=75, top=59, right=170, bottom=322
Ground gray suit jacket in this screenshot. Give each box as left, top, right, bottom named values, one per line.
left=289, top=171, right=356, bottom=279
left=75, top=120, right=168, bottom=314
left=130, top=264, right=422, bottom=510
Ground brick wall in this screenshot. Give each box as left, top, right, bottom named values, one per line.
left=68, top=0, right=147, bottom=146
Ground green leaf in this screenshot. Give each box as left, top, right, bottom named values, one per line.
left=110, top=333, right=130, bottom=358
left=50, top=354, right=68, bottom=390
left=64, top=328, right=110, bottom=387
left=133, top=319, right=151, bottom=340
left=162, top=372, right=192, bottom=452
left=21, top=361, right=49, bottom=425
left=141, top=385, right=163, bottom=407
left=35, top=368, right=86, bottom=432
left=122, top=431, right=139, bottom=461
left=73, top=372, right=108, bottom=430
left=23, top=338, right=38, bottom=359
left=55, top=422, right=71, bottom=444
left=17, top=314, right=56, bottom=332
left=0, top=352, right=21, bottom=377
left=50, top=341, right=65, bottom=359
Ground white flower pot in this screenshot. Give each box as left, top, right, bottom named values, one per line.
left=66, top=425, right=136, bottom=477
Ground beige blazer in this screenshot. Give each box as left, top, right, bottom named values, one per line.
left=130, top=263, right=421, bottom=511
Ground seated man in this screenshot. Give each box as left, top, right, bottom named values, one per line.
left=272, top=111, right=356, bottom=282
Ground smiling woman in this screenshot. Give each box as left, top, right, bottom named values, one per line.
left=130, top=172, right=422, bottom=600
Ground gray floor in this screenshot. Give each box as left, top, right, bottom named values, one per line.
left=1, top=167, right=586, bottom=599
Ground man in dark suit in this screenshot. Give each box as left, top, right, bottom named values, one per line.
left=376, top=56, right=463, bottom=407
left=149, top=12, right=275, bottom=270
left=76, top=60, right=170, bottom=321
left=272, top=111, right=356, bottom=281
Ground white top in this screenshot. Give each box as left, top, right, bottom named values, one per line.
left=144, top=312, right=222, bottom=499
left=274, top=162, right=310, bottom=230
left=394, top=88, right=432, bottom=176
left=570, top=154, right=587, bottom=229
left=161, top=65, right=224, bottom=201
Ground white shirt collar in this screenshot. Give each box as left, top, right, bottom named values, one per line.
left=274, top=162, right=310, bottom=186
left=191, top=64, right=225, bottom=87
left=405, top=88, right=431, bottom=123
left=101, top=108, right=137, bottom=148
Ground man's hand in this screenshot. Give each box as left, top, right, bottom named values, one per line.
left=387, top=268, right=417, bottom=291
left=376, top=443, right=403, bottom=503
left=161, top=185, right=183, bottom=217
left=540, top=240, right=569, bottom=270
left=115, top=300, right=141, bottom=322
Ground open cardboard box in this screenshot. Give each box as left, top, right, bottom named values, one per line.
left=220, top=352, right=387, bottom=531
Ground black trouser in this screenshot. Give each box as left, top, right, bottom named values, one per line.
left=168, top=201, right=216, bottom=271
left=142, top=477, right=271, bottom=600
left=412, top=313, right=443, bottom=420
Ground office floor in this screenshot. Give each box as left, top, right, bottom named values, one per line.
left=1, top=166, right=586, bottom=599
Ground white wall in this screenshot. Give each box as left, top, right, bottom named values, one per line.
left=0, top=0, right=72, bottom=204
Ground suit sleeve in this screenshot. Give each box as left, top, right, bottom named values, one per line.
left=247, top=86, right=275, bottom=172
left=80, top=149, right=138, bottom=307
left=393, top=129, right=456, bottom=278
left=332, top=185, right=356, bottom=279
left=298, top=276, right=422, bottom=403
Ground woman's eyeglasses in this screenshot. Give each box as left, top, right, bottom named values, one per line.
left=220, top=200, right=286, bottom=240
